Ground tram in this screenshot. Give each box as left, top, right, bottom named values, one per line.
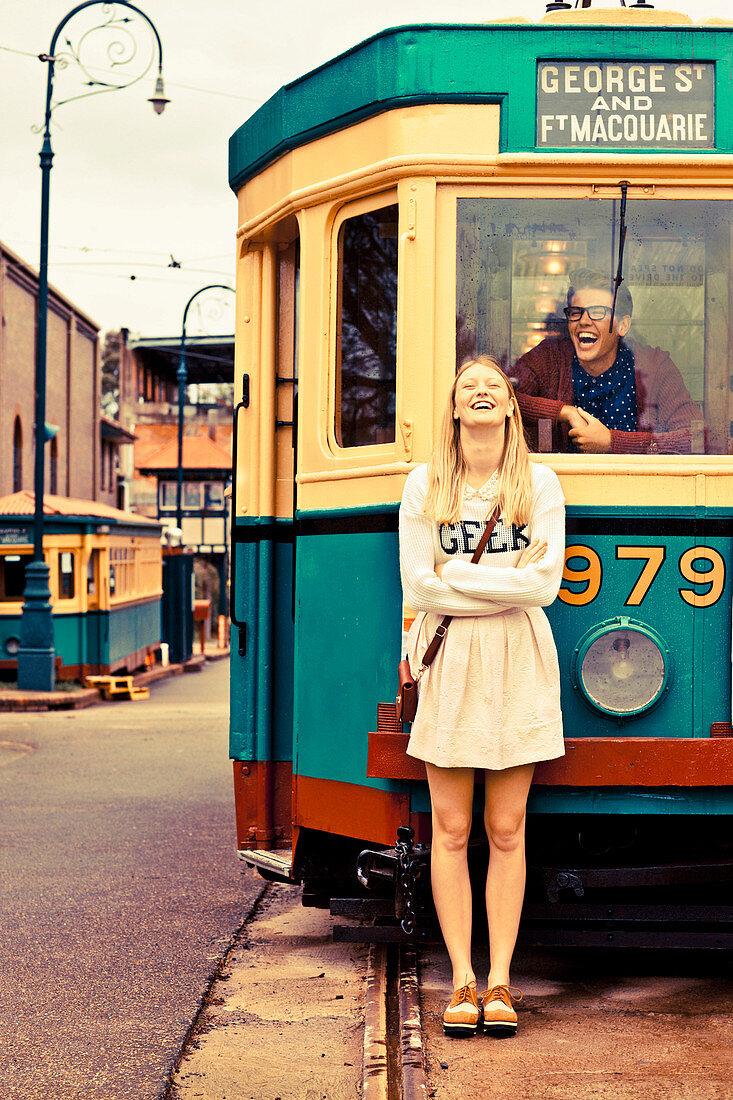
left=229, top=2, right=733, bottom=944
left=0, top=492, right=163, bottom=680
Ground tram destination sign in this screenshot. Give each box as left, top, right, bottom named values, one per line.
left=0, top=526, right=30, bottom=545
left=537, top=62, right=714, bottom=149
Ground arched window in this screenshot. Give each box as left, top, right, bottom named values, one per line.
left=49, top=437, right=58, bottom=495
left=12, top=417, right=22, bottom=493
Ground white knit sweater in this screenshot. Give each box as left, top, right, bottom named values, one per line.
left=399, top=463, right=566, bottom=617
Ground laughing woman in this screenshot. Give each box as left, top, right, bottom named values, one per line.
left=399, top=355, right=565, bottom=1038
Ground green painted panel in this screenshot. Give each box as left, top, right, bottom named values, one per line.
left=527, top=787, right=733, bottom=815
left=85, top=610, right=108, bottom=666
left=229, top=23, right=733, bottom=189
left=272, top=539, right=295, bottom=762
left=0, top=613, right=23, bottom=655
left=229, top=524, right=295, bottom=763
left=1, top=607, right=158, bottom=672
left=230, top=539, right=258, bottom=761
left=108, top=600, right=161, bottom=665
left=408, top=782, right=733, bottom=816
left=53, top=612, right=87, bottom=667
left=293, top=528, right=402, bottom=791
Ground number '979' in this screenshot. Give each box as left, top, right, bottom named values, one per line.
left=559, top=545, right=727, bottom=608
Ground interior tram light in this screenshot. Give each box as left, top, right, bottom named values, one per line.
left=571, top=617, right=672, bottom=719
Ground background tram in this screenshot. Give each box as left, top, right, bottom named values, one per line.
left=0, top=492, right=163, bottom=681
left=229, top=2, right=733, bottom=944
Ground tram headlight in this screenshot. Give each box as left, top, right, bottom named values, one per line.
left=571, top=618, right=672, bottom=719
left=4, top=636, right=20, bottom=656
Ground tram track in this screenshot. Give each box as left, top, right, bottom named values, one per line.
left=363, top=943, right=429, bottom=1100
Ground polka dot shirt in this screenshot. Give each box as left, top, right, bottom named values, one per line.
left=571, top=340, right=638, bottom=434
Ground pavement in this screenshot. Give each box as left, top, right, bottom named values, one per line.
left=0, top=644, right=230, bottom=711
left=420, top=941, right=733, bottom=1099
left=168, top=881, right=367, bottom=1100
left=0, top=655, right=258, bottom=1100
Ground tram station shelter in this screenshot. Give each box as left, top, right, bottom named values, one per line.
left=114, top=331, right=234, bottom=631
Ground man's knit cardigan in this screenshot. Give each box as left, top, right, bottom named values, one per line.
left=513, top=337, right=703, bottom=454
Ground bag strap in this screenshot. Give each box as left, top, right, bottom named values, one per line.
left=420, top=503, right=500, bottom=671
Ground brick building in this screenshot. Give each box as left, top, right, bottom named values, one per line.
left=0, top=240, right=132, bottom=507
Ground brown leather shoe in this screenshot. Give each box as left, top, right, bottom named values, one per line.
left=443, top=981, right=480, bottom=1036
left=480, top=985, right=523, bottom=1037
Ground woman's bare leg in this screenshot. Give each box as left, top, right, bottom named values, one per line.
left=425, top=763, right=476, bottom=988
left=483, top=763, right=535, bottom=987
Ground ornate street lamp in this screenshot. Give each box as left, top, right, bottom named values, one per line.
left=176, top=286, right=235, bottom=533
left=18, top=2, right=168, bottom=691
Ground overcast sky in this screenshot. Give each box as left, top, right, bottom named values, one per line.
left=2, top=0, right=731, bottom=338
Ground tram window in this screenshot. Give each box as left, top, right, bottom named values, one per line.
left=58, top=552, right=75, bottom=600
left=0, top=555, right=28, bottom=601
left=335, top=203, right=398, bottom=448
left=109, top=545, right=134, bottom=598
left=456, top=198, right=732, bottom=455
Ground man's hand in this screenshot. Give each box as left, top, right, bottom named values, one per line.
left=559, top=404, right=588, bottom=432
left=563, top=406, right=612, bottom=453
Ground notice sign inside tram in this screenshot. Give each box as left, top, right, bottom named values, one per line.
left=536, top=62, right=714, bottom=149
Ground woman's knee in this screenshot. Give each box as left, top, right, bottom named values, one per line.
left=432, top=812, right=472, bottom=854
left=484, top=812, right=525, bottom=853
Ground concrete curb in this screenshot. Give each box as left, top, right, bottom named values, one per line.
left=203, top=646, right=230, bottom=662
left=0, top=660, right=189, bottom=712
left=0, top=686, right=101, bottom=712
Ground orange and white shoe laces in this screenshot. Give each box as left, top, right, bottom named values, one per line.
left=443, top=981, right=480, bottom=1034
left=480, top=985, right=523, bottom=1033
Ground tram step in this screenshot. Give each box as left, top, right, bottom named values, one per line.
left=517, top=926, right=733, bottom=950
left=330, top=896, right=396, bottom=919
left=238, top=848, right=295, bottom=884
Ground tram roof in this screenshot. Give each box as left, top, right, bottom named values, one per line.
left=0, top=491, right=161, bottom=531
left=229, top=20, right=733, bottom=192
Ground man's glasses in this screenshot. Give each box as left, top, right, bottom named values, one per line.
left=563, top=305, right=614, bottom=322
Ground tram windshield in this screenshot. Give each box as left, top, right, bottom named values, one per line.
left=456, top=198, right=733, bottom=455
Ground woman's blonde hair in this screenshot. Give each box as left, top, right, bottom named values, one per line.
left=424, top=355, right=533, bottom=527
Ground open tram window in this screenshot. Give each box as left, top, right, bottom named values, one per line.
left=334, top=203, right=398, bottom=449
left=456, top=197, right=733, bottom=455
left=0, top=554, right=29, bottom=601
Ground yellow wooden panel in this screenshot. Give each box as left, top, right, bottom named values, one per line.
left=237, top=104, right=501, bottom=237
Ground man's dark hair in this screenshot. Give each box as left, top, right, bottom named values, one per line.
left=567, top=268, right=633, bottom=320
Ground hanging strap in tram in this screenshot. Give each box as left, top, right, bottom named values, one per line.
left=609, top=180, right=629, bottom=332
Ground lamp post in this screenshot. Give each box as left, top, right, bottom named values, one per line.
left=17, top=2, right=168, bottom=691
left=163, top=286, right=234, bottom=666
left=176, top=285, right=235, bottom=533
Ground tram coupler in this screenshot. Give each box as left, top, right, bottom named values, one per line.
left=355, top=826, right=430, bottom=937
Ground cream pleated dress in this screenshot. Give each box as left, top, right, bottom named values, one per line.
left=399, top=462, right=565, bottom=771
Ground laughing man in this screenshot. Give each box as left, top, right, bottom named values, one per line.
left=512, top=269, right=703, bottom=454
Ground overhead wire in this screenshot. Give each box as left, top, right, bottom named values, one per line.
left=0, top=42, right=267, bottom=103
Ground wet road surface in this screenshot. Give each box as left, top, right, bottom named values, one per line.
left=0, top=660, right=262, bottom=1100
